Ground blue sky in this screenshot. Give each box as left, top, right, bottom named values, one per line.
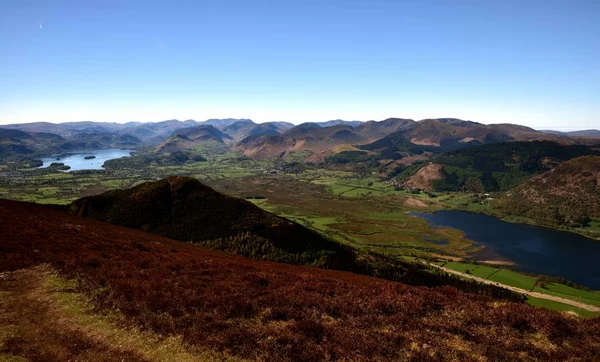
left=1, top=0, right=598, bottom=130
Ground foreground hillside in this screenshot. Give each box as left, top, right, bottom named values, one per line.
left=1, top=199, right=599, bottom=361
left=501, top=156, right=600, bottom=231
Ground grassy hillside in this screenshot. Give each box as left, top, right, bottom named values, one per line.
left=2, top=199, right=600, bottom=361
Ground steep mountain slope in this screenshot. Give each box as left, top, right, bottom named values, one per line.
left=236, top=123, right=368, bottom=159
left=155, top=125, right=232, bottom=153
left=501, top=156, right=600, bottom=229
left=2, top=199, right=600, bottom=361
left=220, top=119, right=257, bottom=141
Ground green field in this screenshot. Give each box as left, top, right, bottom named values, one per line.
left=439, top=260, right=600, bottom=314
left=533, top=283, right=600, bottom=308
left=527, top=296, right=600, bottom=318
left=487, top=269, right=537, bottom=291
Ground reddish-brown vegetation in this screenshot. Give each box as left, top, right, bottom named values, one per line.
left=1, top=199, right=600, bottom=361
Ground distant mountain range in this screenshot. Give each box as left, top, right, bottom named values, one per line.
left=2, top=117, right=599, bottom=164
left=541, top=129, right=600, bottom=137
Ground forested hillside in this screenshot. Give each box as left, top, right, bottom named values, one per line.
left=430, top=141, right=600, bottom=192
left=500, top=156, right=600, bottom=231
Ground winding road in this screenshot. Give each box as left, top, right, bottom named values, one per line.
left=427, top=262, right=600, bottom=312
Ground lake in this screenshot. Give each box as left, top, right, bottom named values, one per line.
left=412, top=210, right=600, bottom=289
left=39, top=149, right=134, bottom=171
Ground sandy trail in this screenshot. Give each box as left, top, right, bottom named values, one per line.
left=427, top=263, right=600, bottom=312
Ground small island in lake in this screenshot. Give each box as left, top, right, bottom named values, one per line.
left=48, top=162, right=71, bottom=171
left=84, top=155, right=96, bottom=160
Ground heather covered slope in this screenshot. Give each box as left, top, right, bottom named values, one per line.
left=1, top=199, right=600, bottom=361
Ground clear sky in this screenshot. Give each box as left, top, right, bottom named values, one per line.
left=1, top=0, right=598, bottom=130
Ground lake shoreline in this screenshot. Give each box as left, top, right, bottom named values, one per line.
left=38, top=148, right=135, bottom=172
left=412, top=209, right=600, bottom=289
left=441, top=204, right=600, bottom=241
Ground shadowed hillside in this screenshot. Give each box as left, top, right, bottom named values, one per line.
left=69, top=177, right=328, bottom=251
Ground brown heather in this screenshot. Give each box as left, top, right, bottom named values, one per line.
left=1, top=199, right=600, bottom=361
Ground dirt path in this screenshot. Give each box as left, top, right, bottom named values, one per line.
left=0, top=265, right=149, bottom=361
left=427, top=263, right=600, bottom=312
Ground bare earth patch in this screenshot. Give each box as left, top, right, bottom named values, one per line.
left=479, top=260, right=516, bottom=266
left=403, top=197, right=428, bottom=208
